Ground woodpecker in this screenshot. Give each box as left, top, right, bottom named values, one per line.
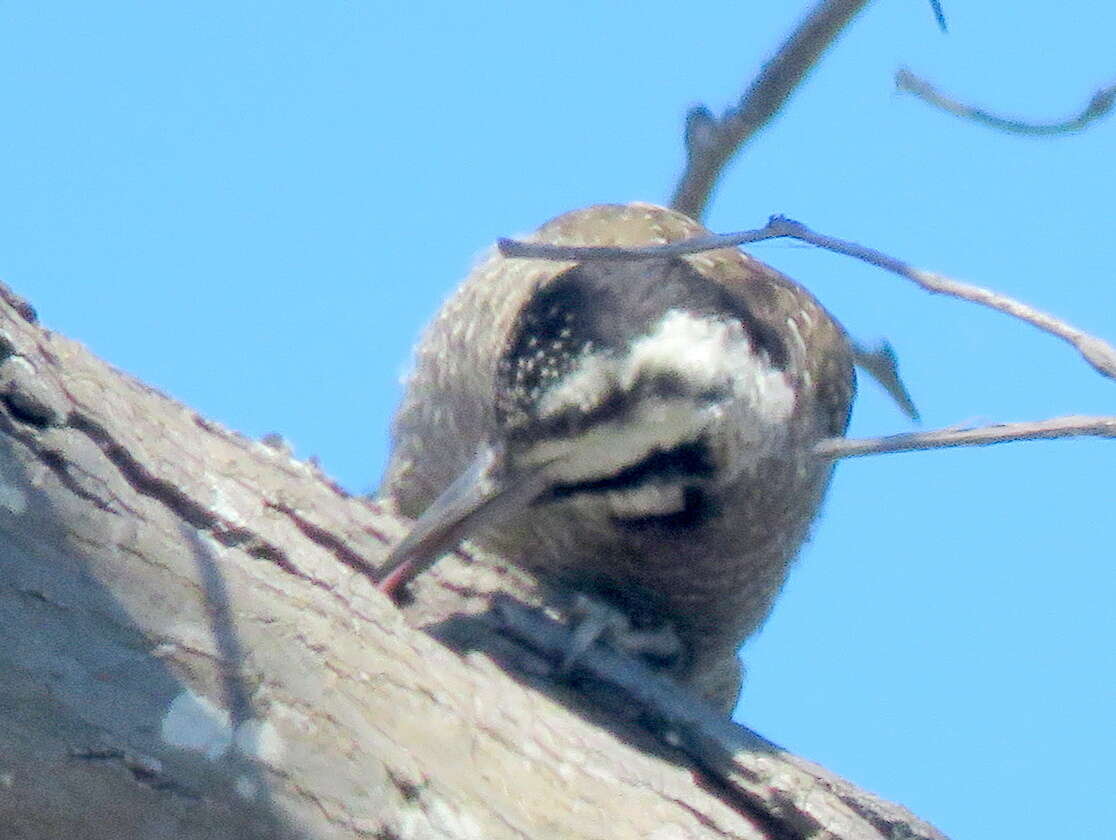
left=378, top=203, right=854, bottom=711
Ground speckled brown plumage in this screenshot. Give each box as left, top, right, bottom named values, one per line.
left=382, top=203, right=854, bottom=711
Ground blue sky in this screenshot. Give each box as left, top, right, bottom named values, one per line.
left=2, top=2, right=1113, bottom=836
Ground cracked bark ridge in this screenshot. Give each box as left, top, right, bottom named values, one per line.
left=0, top=280, right=947, bottom=839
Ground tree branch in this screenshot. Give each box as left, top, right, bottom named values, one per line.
left=927, top=0, right=948, bottom=33
left=0, top=280, right=949, bottom=838
left=896, top=67, right=1116, bottom=136
left=816, top=415, right=1116, bottom=459
left=851, top=340, right=921, bottom=422
left=670, top=0, right=872, bottom=219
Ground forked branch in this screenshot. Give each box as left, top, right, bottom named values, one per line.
left=670, top=0, right=872, bottom=219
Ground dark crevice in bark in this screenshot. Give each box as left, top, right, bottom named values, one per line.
left=268, top=501, right=382, bottom=579
left=0, top=410, right=122, bottom=515
left=666, top=793, right=759, bottom=840
left=68, top=748, right=201, bottom=800
left=56, top=410, right=353, bottom=601
left=2, top=389, right=58, bottom=428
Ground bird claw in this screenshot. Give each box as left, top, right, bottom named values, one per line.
left=559, top=593, right=685, bottom=676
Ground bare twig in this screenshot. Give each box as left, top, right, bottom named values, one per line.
left=928, top=0, right=948, bottom=33
left=499, top=215, right=1116, bottom=382
left=816, top=415, right=1116, bottom=459
left=897, top=68, right=1116, bottom=136
left=852, top=340, right=921, bottom=421
left=670, top=0, right=872, bottom=219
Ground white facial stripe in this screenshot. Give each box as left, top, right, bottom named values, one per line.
left=620, top=309, right=752, bottom=393
left=606, top=483, right=686, bottom=518
left=520, top=309, right=796, bottom=487
left=522, top=399, right=713, bottom=483
left=536, top=309, right=793, bottom=421
left=535, top=351, right=615, bottom=418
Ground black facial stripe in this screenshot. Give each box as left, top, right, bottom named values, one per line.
left=540, top=440, right=715, bottom=501
left=742, top=317, right=789, bottom=371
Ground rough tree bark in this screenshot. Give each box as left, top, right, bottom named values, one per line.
left=0, top=279, right=950, bottom=840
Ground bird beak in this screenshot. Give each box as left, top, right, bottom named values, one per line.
left=377, top=441, right=556, bottom=597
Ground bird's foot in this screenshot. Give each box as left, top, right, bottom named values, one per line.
left=558, top=592, right=685, bottom=676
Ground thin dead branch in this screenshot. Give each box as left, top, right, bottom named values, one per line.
left=928, top=0, right=948, bottom=33
left=852, top=340, right=921, bottom=421
left=670, top=0, right=872, bottom=219
left=816, top=415, right=1116, bottom=458
left=499, top=215, right=1116, bottom=382
left=897, top=67, right=1116, bottom=135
